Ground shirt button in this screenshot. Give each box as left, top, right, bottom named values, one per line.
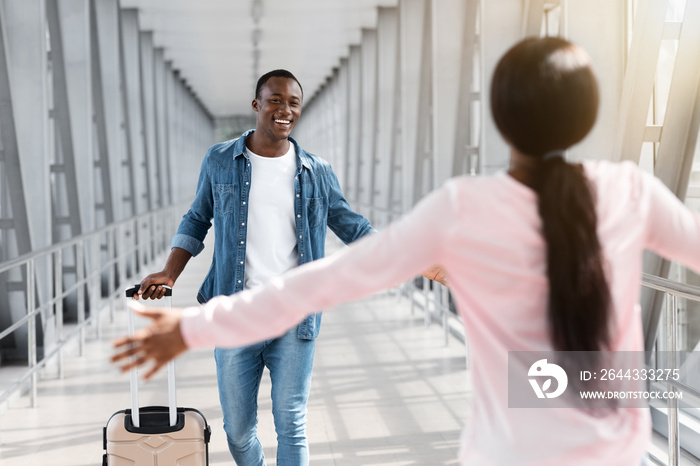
left=242, top=201, right=246, bottom=205
left=299, top=235, right=302, bottom=239
left=240, top=241, right=244, bottom=244
left=241, top=222, right=245, bottom=226
left=301, top=253, right=304, bottom=257
left=240, top=261, right=244, bottom=265
left=246, top=182, right=249, bottom=185
left=238, top=280, right=242, bottom=283
left=297, top=214, right=301, bottom=218
left=296, top=194, right=300, bottom=198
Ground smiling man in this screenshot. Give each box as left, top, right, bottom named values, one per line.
left=135, top=69, right=377, bottom=465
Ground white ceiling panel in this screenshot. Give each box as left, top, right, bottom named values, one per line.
left=120, top=0, right=398, bottom=116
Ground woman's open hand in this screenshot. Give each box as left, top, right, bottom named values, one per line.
left=111, top=302, right=189, bottom=380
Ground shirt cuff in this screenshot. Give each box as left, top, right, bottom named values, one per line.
left=171, top=233, right=205, bottom=256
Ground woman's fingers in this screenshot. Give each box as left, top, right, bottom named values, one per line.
left=111, top=326, right=153, bottom=365
left=112, top=339, right=155, bottom=372
left=110, top=343, right=136, bottom=362
left=112, top=336, right=132, bottom=349
left=111, top=337, right=145, bottom=361
left=118, top=354, right=150, bottom=373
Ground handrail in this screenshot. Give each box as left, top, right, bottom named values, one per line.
left=642, top=272, right=700, bottom=303
left=0, top=202, right=184, bottom=276
left=639, top=272, right=700, bottom=466
left=0, top=199, right=191, bottom=410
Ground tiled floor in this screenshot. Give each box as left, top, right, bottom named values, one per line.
left=0, top=236, right=470, bottom=465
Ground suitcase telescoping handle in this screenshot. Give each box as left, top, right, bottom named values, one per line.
left=125, top=283, right=172, bottom=298
left=124, top=284, right=176, bottom=428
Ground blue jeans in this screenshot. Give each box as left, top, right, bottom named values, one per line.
left=215, top=328, right=316, bottom=465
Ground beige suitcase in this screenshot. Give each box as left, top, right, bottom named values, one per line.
left=102, top=285, right=211, bottom=466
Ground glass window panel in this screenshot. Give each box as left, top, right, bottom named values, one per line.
left=667, top=0, right=687, bottom=21
left=654, top=40, right=679, bottom=127
left=639, top=142, right=655, bottom=175
left=542, top=4, right=561, bottom=37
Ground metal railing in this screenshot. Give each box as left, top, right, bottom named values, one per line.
left=352, top=201, right=466, bottom=348
left=641, top=273, right=700, bottom=466
left=0, top=201, right=189, bottom=410
left=401, top=277, right=464, bottom=347
left=353, top=201, right=466, bottom=348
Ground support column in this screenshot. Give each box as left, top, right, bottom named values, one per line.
left=46, top=0, right=86, bottom=322
left=335, top=57, right=350, bottom=194
left=612, top=0, right=669, bottom=164
left=566, top=0, right=626, bottom=163
left=346, top=45, right=362, bottom=205
left=120, top=8, right=149, bottom=215
left=412, top=0, right=434, bottom=204
left=480, top=0, right=523, bottom=173
left=140, top=31, right=160, bottom=209
left=431, top=0, right=481, bottom=185
left=0, top=0, right=36, bottom=360
left=358, top=29, right=377, bottom=219
left=95, top=0, right=128, bottom=221
left=450, top=0, right=480, bottom=178
left=399, top=0, right=429, bottom=212
left=57, top=0, right=95, bottom=233
left=373, top=7, right=400, bottom=226
left=89, top=0, right=114, bottom=227
left=154, top=47, right=170, bottom=206
left=46, top=0, right=83, bottom=242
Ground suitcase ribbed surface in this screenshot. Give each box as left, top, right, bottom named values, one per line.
left=104, top=408, right=210, bottom=465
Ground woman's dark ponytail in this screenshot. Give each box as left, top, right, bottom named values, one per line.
left=491, top=38, right=612, bottom=361
left=534, top=158, right=611, bottom=355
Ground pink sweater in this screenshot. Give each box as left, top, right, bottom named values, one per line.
left=182, top=160, right=700, bottom=465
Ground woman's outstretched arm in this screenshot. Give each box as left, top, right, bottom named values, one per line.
left=112, top=181, right=460, bottom=378
left=641, top=168, right=700, bottom=272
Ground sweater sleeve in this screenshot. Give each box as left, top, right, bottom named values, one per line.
left=641, top=169, right=700, bottom=273
left=181, top=180, right=461, bottom=349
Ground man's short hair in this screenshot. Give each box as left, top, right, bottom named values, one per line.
left=255, top=69, right=303, bottom=100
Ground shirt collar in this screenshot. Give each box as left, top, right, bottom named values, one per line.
left=233, top=129, right=311, bottom=170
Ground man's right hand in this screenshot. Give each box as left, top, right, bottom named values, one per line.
left=135, top=247, right=192, bottom=300
left=137, top=272, right=176, bottom=300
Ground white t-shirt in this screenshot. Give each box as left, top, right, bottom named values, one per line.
left=183, top=160, right=700, bottom=465
left=244, top=143, right=298, bottom=290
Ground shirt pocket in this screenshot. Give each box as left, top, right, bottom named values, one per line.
left=305, top=197, right=326, bottom=228
left=213, top=183, right=236, bottom=216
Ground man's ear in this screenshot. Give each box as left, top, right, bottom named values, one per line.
left=251, top=99, right=259, bottom=112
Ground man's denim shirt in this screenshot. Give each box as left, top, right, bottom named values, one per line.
left=172, top=130, right=375, bottom=340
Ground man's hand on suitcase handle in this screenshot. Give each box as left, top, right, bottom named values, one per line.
left=136, top=272, right=176, bottom=300
left=136, top=248, right=190, bottom=300
left=111, top=301, right=189, bottom=380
